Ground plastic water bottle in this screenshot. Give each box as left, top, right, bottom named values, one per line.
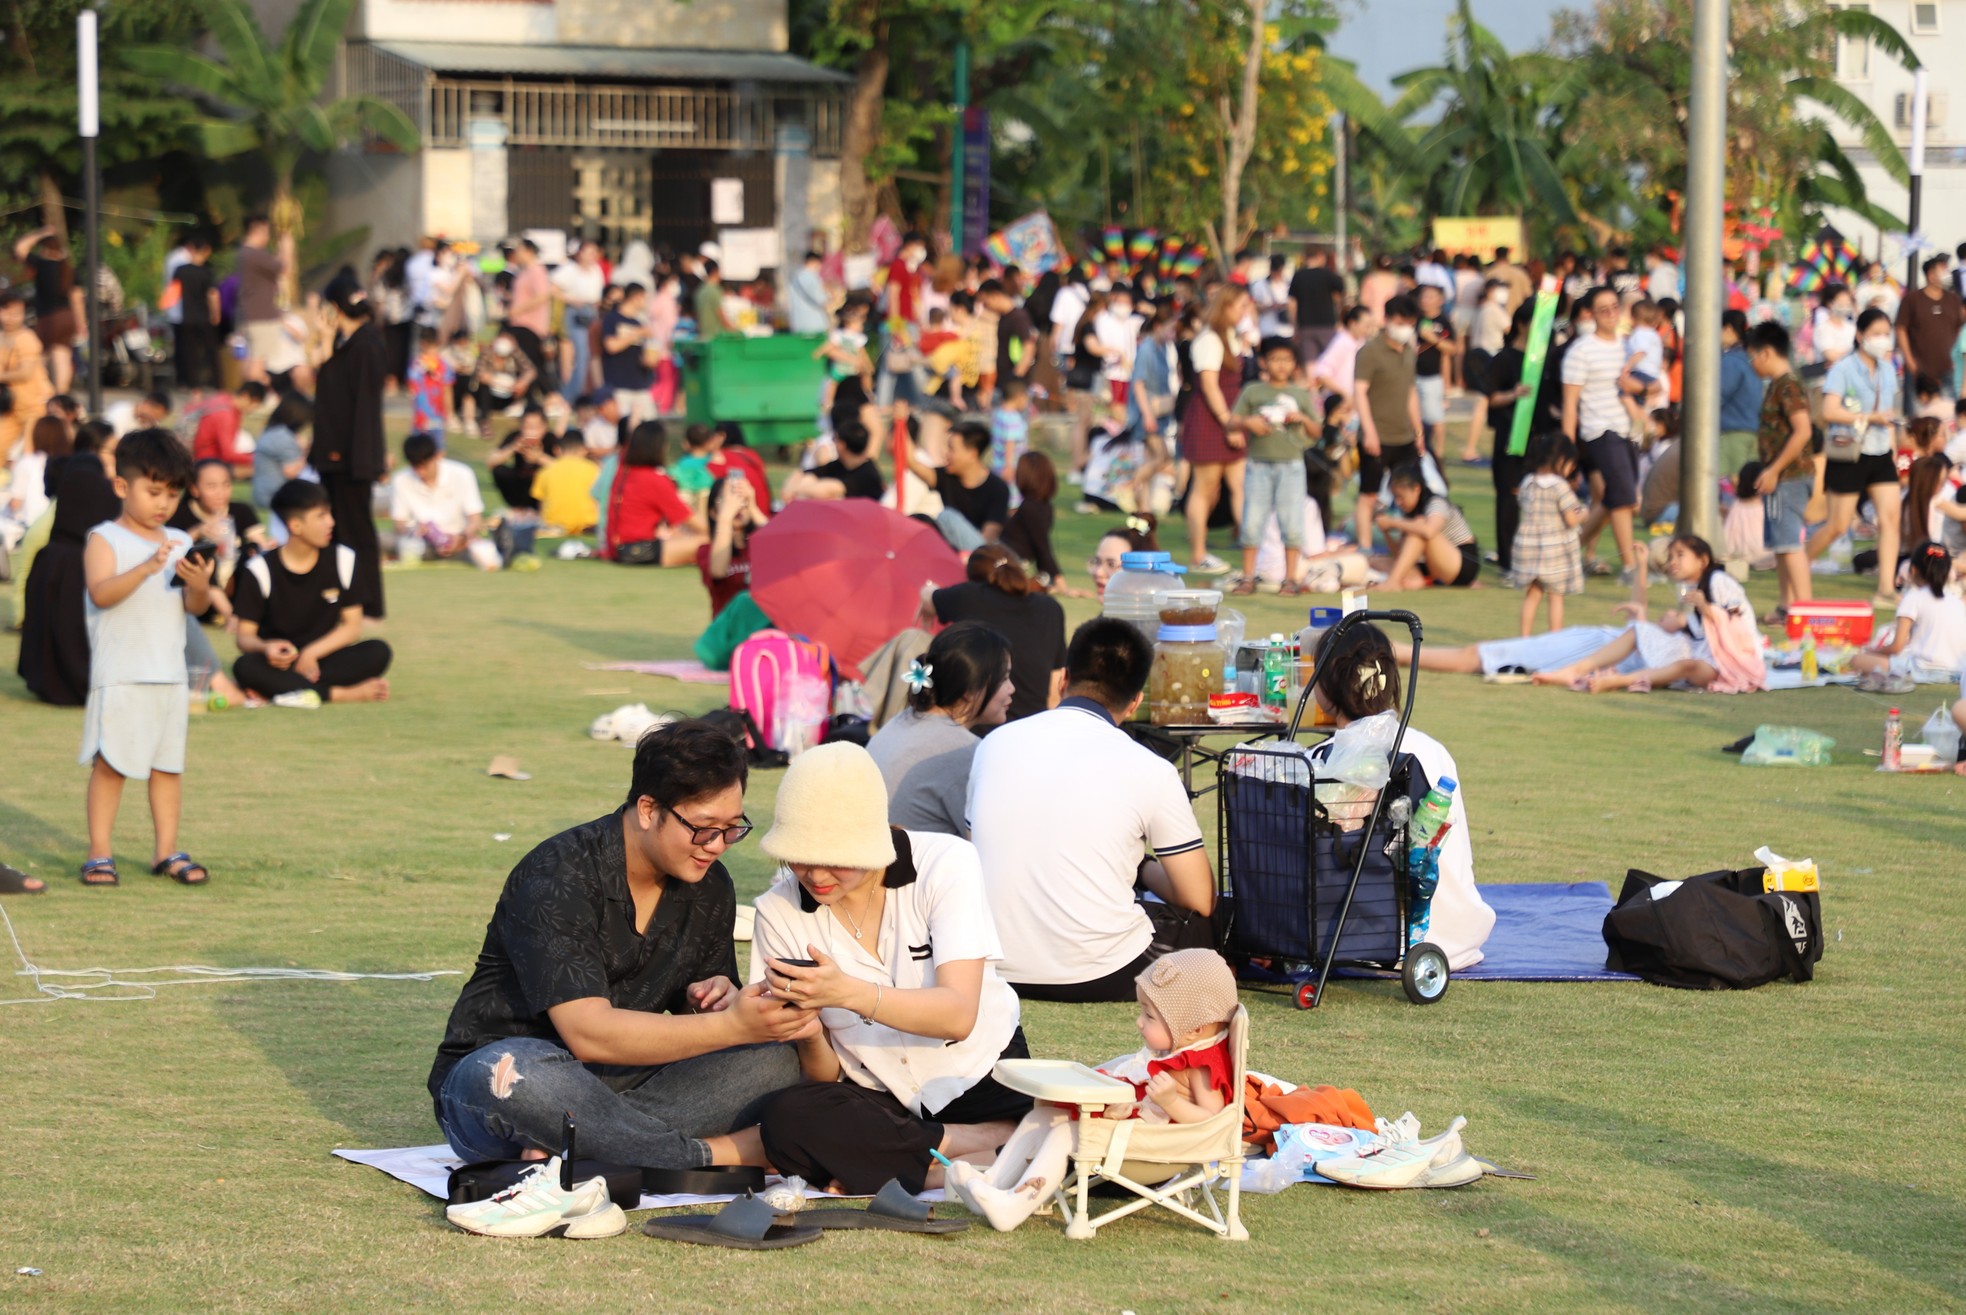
left=1410, top=777, right=1457, bottom=848
left=1883, top=708, right=1903, bottom=771
left=1261, top=633, right=1291, bottom=709
left=1800, top=630, right=1818, bottom=683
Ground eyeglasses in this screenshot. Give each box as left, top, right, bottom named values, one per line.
left=662, top=804, right=754, bottom=846
left=1087, top=556, right=1125, bottom=573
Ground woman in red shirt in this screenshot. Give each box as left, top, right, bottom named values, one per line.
left=699, top=468, right=767, bottom=616
left=604, top=421, right=706, bottom=565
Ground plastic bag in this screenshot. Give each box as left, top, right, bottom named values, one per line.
left=1740, top=724, right=1835, bottom=767
left=1319, top=710, right=1398, bottom=789
left=1921, top=705, right=1961, bottom=764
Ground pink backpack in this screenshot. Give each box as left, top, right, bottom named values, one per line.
left=729, top=630, right=834, bottom=755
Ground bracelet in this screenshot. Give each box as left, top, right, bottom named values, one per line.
left=860, top=984, right=883, bottom=1025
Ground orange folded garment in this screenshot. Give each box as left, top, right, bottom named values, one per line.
left=1241, top=1078, right=1375, bottom=1152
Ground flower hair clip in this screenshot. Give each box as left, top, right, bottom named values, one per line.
left=1125, top=515, right=1152, bottom=536
left=904, top=658, right=935, bottom=692
left=1357, top=665, right=1389, bottom=698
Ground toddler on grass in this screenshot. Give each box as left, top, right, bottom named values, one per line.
left=79, top=428, right=216, bottom=888
left=945, top=949, right=1238, bottom=1231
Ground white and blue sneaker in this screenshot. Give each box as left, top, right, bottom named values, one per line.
left=1317, top=1114, right=1469, bottom=1190
left=445, top=1158, right=626, bottom=1238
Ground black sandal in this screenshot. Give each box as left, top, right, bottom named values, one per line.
left=151, top=852, right=210, bottom=886
left=79, top=857, right=119, bottom=888
left=1, top=863, right=47, bottom=895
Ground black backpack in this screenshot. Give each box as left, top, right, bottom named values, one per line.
left=1603, top=867, right=1823, bottom=990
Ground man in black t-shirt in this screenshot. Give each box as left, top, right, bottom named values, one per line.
left=600, top=283, right=657, bottom=425
left=428, top=719, right=806, bottom=1168
left=1288, top=247, right=1346, bottom=368
left=232, top=480, right=393, bottom=704
left=901, top=418, right=1009, bottom=549
left=983, top=279, right=1037, bottom=390
left=786, top=419, right=886, bottom=502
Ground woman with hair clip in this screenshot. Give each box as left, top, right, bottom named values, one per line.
left=1082, top=512, right=1160, bottom=597
left=1307, top=622, right=1495, bottom=970
left=866, top=622, right=1015, bottom=837
left=930, top=544, right=1067, bottom=722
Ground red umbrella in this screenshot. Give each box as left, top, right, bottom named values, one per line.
left=748, top=500, right=967, bottom=680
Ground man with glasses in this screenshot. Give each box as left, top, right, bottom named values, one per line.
left=428, top=718, right=810, bottom=1169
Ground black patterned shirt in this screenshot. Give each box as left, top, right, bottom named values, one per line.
left=427, top=809, right=739, bottom=1110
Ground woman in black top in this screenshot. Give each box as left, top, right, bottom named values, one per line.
left=930, top=544, right=1067, bottom=721
left=17, top=421, right=119, bottom=706
left=1000, top=451, right=1064, bottom=587
left=311, top=286, right=390, bottom=617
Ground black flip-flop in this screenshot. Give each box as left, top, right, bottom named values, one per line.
left=640, top=1193, right=823, bottom=1250
left=0, top=863, right=46, bottom=895
left=1722, top=734, right=1755, bottom=755
left=1483, top=665, right=1534, bottom=685
left=151, top=852, right=210, bottom=886
left=799, top=1179, right=969, bottom=1234
left=79, top=857, right=119, bottom=888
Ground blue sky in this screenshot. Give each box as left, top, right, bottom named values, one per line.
left=1328, top=0, right=1573, bottom=97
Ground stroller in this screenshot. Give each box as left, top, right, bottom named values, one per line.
left=1217, top=610, right=1451, bottom=1008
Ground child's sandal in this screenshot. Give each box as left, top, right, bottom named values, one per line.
left=79, top=858, right=120, bottom=888
left=151, top=852, right=210, bottom=886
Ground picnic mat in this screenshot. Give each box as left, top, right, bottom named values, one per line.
left=334, top=1145, right=943, bottom=1210
left=585, top=660, right=729, bottom=685
left=1456, top=882, right=1637, bottom=982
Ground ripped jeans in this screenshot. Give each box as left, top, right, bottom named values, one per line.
left=435, top=1036, right=800, bottom=1168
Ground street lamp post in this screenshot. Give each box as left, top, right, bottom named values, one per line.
left=1906, top=68, right=1928, bottom=298
left=1679, top=0, right=1726, bottom=545
left=78, top=5, right=102, bottom=415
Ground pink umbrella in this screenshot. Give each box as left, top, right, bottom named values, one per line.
left=748, top=499, right=967, bottom=679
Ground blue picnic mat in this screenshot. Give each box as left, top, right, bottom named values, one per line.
left=1457, top=882, right=1640, bottom=982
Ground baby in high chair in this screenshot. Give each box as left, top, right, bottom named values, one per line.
left=946, top=949, right=1239, bottom=1231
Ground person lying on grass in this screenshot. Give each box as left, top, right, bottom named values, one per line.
left=1373, top=463, right=1480, bottom=590
left=1533, top=534, right=1762, bottom=694
left=944, top=949, right=1239, bottom=1231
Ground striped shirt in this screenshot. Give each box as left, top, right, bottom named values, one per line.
left=1560, top=331, right=1632, bottom=438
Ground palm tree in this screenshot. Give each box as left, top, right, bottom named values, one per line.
left=124, top=0, right=418, bottom=297
left=1386, top=0, right=1586, bottom=232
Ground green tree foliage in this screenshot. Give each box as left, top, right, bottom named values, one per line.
left=0, top=0, right=208, bottom=237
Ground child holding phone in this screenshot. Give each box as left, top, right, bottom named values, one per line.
left=78, top=429, right=216, bottom=888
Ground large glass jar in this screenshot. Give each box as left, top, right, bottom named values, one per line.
left=1150, top=624, right=1225, bottom=726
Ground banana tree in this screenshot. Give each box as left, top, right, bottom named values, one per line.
left=124, top=0, right=418, bottom=302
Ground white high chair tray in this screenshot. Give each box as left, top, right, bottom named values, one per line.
left=993, top=1059, right=1135, bottom=1104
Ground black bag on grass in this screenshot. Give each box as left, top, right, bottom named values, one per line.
left=1602, top=867, right=1823, bottom=990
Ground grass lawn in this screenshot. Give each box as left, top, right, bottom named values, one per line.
left=2, top=424, right=1962, bottom=1314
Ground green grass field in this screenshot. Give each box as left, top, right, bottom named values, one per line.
left=2, top=429, right=1962, bottom=1314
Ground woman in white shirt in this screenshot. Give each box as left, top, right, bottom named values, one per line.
left=1811, top=286, right=1858, bottom=365
left=752, top=743, right=1030, bottom=1195
left=1853, top=543, right=1966, bottom=683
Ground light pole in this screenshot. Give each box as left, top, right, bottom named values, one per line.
left=1905, top=68, right=1928, bottom=299
left=78, top=4, right=102, bottom=415
left=1679, top=0, right=1726, bottom=545
left=950, top=39, right=969, bottom=257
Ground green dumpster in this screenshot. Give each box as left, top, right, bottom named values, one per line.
left=675, top=333, right=825, bottom=452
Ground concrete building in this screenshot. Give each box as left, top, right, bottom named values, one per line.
left=261, top=0, right=848, bottom=269
left=1825, top=1, right=1966, bottom=260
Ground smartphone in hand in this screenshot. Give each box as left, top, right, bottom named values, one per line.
left=168, top=542, right=217, bottom=589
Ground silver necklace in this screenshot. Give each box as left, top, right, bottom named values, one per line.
left=839, top=888, right=881, bottom=940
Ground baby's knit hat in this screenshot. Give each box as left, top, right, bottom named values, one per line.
left=1136, top=949, right=1239, bottom=1043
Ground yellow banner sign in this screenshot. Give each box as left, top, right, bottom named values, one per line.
left=1431, top=217, right=1526, bottom=258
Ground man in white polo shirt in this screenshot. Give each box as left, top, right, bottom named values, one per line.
left=966, top=617, right=1216, bottom=1002
left=1561, top=284, right=1643, bottom=583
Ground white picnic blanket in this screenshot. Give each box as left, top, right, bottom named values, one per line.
left=333, top=1145, right=943, bottom=1210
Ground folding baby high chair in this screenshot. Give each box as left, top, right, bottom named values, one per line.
left=992, top=1006, right=1250, bottom=1241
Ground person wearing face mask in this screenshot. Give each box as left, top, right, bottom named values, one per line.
left=1717, top=310, right=1765, bottom=482
left=1812, top=285, right=1858, bottom=365
left=1459, top=280, right=1513, bottom=462
left=1352, top=295, right=1425, bottom=553
left=1813, top=307, right=1907, bottom=607
left=311, top=285, right=390, bottom=618
left=866, top=623, right=1016, bottom=838
left=472, top=331, right=537, bottom=436
left=1897, top=255, right=1966, bottom=400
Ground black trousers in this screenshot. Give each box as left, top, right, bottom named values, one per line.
left=1491, top=445, right=1529, bottom=574
left=320, top=472, right=385, bottom=618
left=757, top=1030, right=1033, bottom=1195
left=235, top=639, right=392, bottom=698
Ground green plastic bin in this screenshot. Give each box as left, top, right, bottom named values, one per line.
left=675, top=333, right=825, bottom=451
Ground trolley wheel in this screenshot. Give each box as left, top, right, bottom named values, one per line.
left=1402, top=943, right=1450, bottom=1005
left=1294, top=980, right=1320, bottom=1010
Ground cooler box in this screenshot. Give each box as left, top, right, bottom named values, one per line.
left=1785, top=599, right=1874, bottom=646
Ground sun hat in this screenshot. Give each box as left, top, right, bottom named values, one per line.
left=1136, top=949, right=1239, bottom=1044
left=760, top=742, right=898, bottom=872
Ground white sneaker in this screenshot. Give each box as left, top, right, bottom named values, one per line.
left=1191, top=555, right=1232, bottom=576
left=1318, top=1115, right=1468, bottom=1189
left=446, top=1158, right=626, bottom=1238
left=1412, top=1153, right=1485, bottom=1188
left=272, top=690, right=322, bottom=710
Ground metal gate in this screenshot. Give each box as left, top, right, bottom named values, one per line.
left=647, top=150, right=776, bottom=256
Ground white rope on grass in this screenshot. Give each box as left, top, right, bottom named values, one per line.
left=0, top=901, right=458, bottom=1006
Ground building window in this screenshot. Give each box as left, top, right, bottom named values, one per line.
left=1912, top=2, right=1940, bottom=33
left=1832, top=3, right=1872, bottom=79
